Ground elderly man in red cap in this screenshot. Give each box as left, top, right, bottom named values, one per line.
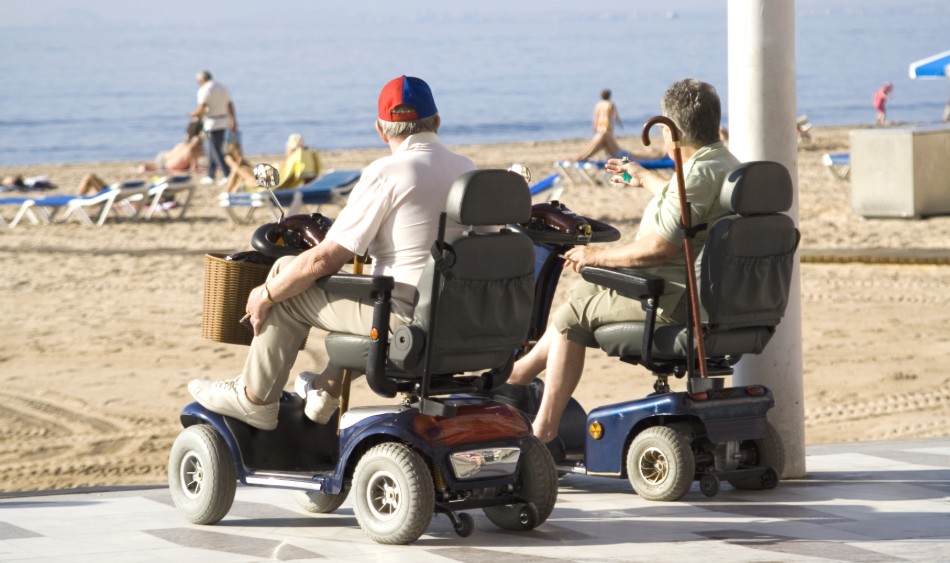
left=188, top=76, right=476, bottom=430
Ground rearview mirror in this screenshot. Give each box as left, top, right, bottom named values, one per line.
left=253, top=163, right=286, bottom=222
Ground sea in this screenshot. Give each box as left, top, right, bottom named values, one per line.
left=1, top=3, right=948, bottom=166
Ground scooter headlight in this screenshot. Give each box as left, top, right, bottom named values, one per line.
left=449, top=447, right=521, bottom=480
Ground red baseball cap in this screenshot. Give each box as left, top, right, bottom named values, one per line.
left=377, top=75, right=438, bottom=122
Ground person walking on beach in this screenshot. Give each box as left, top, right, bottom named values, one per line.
left=186, top=75, right=476, bottom=430
left=191, top=70, right=237, bottom=185
left=873, top=82, right=893, bottom=126
left=575, top=88, right=624, bottom=161
left=504, top=78, right=738, bottom=445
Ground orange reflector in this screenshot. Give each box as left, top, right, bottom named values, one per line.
left=746, top=385, right=766, bottom=396
left=589, top=421, right=604, bottom=440
left=369, top=328, right=379, bottom=341
left=688, top=392, right=709, bottom=401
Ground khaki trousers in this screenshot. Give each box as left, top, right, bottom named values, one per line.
left=242, top=256, right=412, bottom=402
left=550, top=278, right=687, bottom=348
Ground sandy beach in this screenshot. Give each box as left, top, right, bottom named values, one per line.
left=1, top=125, right=949, bottom=493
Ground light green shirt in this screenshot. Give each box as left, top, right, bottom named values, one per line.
left=638, top=141, right=739, bottom=321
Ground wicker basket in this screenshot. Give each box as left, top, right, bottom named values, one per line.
left=201, top=252, right=271, bottom=346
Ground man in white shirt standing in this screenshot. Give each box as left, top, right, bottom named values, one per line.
left=191, top=70, right=237, bottom=185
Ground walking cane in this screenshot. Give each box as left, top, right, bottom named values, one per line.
left=337, top=254, right=365, bottom=434
left=641, top=116, right=708, bottom=381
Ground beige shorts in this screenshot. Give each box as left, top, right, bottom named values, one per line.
left=550, top=278, right=686, bottom=348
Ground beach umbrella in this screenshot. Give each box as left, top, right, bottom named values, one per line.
left=908, top=49, right=950, bottom=79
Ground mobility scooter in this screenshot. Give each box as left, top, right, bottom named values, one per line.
left=168, top=167, right=559, bottom=544
left=499, top=118, right=800, bottom=501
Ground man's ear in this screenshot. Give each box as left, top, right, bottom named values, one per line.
left=433, top=115, right=441, bottom=133
left=375, top=120, right=388, bottom=143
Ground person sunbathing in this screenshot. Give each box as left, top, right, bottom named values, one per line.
left=138, top=120, right=205, bottom=174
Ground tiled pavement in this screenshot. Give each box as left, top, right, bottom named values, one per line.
left=1, top=437, right=948, bottom=562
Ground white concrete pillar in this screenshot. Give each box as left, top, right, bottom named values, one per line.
left=727, top=0, right=805, bottom=478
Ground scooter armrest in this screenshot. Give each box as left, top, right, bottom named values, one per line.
left=315, top=274, right=395, bottom=300
left=581, top=267, right=664, bottom=302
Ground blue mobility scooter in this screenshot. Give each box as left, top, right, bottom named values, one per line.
left=499, top=119, right=801, bottom=501
left=168, top=167, right=559, bottom=544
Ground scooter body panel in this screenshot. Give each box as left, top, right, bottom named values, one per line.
left=578, top=386, right=775, bottom=476
left=179, top=395, right=533, bottom=495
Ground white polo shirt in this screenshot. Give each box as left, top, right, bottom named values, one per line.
left=197, top=81, right=232, bottom=132
left=325, top=132, right=476, bottom=304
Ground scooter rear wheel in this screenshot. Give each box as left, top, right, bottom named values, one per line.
left=168, top=424, right=236, bottom=525
left=727, top=422, right=785, bottom=490
left=483, top=436, right=558, bottom=530
left=626, top=426, right=696, bottom=502
left=352, top=442, right=434, bottom=545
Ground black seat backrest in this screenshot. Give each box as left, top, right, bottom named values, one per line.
left=701, top=161, right=800, bottom=332
left=399, top=169, right=536, bottom=376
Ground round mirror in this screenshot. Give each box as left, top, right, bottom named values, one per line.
left=254, top=163, right=280, bottom=188
left=507, top=163, right=532, bottom=185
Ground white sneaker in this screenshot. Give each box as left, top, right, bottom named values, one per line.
left=306, top=388, right=340, bottom=424
left=295, top=371, right=318, bottom=398
left=199, top=176, right=214, bottom=185
left=294, top=371, right=340, bottom=424
left=217, top=178, right=228, bottom=187
left=188, top=377, right=278, bottom=431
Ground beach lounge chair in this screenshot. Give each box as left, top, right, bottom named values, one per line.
left=822, top=152, right=851, bottom=180
left=529, top=173, right=564, bottom=201
left=218, top=169, right=361, bottom=224
left=556, top=156, right=675, bottom=187
left=142, top=175, right=196, bottom=220
left=1, top=180, right=151, bottom=228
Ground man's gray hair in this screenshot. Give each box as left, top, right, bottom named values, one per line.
left=661, top=79, right=722, bottom=147
left=378, top=106, right=439, bottom=139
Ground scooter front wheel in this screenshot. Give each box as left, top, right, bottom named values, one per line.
left=352, top=442, right=435, bottom=545
left=483, top=436, right=558, bottom=530
left=626, top=426, right=696, bottom=502
left=168, top=424, right=236, bottom=524
left=293, top=487, right=349, bottom=514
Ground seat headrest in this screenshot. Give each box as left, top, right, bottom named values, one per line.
left=446, top=169, right=532, bottom=226
left=720, top=161, right=793, bottom=215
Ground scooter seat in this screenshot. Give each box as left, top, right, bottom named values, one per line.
left=325, top=332, right=409, bottom=376
left=593, top=322, right=775, bottom=360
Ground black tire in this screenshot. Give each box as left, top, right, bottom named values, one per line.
left=699, top=473, right=720, bottom=497
left=454, top=512, right=475, bottom=537
left=483, top=436, right=558, bottom=530
left=352, top=442, right=435, bottom=545
left=292, top=487, right=349, bottom=514
left=626, top=426, right=696, bottom=502
left=728, top=422, right=786, bottom=490
left=168, top=425, right=237, bottom=524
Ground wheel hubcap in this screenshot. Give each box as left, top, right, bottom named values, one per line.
left=638, top=446, right=669, bottom=485
left=366, top=470, right=401, bottom=521
left=180, top=451, right=204, bottom=499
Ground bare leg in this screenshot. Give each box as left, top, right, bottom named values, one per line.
left=235, top=164, right=258, bottom=189
left=532, top=330, right=586, bottom=443
left=603, top=132, right=622, bottom=158
left=507, top=324, right=556, bottom=385
left=244, top=365, right=345, bottom=406
left=225, top=169, right=242, bottom=193
left=575, top=132, right=608, bottom=161
left=76, top=173, right=105, bottom=196
left=311, top=366, right=345, bottom=398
